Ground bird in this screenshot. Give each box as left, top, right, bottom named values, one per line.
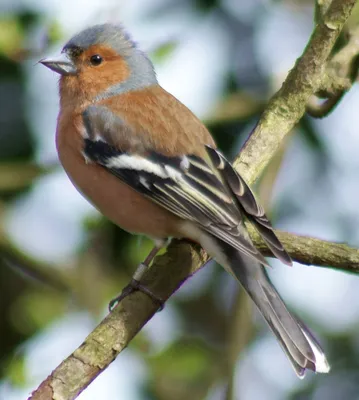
left=40, top=23, right=330, bottom=377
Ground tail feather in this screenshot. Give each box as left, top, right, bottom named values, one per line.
left=203, top=235, right=330, bottom=377
left=259, top=276, right=316, bottom=362
left=259, top=306, right=308, bottom=377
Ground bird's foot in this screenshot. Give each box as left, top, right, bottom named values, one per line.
left=108, top=278, right=165, bottom=312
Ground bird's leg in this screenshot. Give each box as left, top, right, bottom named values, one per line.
left=108, top=240, right=166, bottom=312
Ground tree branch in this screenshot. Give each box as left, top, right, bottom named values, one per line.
left=233, top=0, right=357, bottom=181
left=307, top=25, right=359, bottom=117
left=254, top=229, right=359, bottom=273
left=29, top=231, right=359, bottom=400
left=0, top=203, right=71, bottom=294
left=29, top=1, right=359, bottom=399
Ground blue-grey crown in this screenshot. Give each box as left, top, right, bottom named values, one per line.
left=64, top=23, right=158, bottom=98
left=64, top=23, right=136, bottom=56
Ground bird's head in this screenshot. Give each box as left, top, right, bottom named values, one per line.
left=40, top=23, right=157, bottom=102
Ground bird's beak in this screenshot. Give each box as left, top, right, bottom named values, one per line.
left=40, top=52, right=77, bottom=76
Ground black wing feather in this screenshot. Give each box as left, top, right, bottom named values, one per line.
left=205, top=145, right=292, bottom=265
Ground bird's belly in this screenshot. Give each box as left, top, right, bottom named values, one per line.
left=58, top=148, right=180, bottom=239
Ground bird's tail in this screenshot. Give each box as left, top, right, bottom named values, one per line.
left=205, top=235, right=330, bottom=378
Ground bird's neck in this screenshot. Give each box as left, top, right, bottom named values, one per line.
left=94, top=50, right=158, bottom=101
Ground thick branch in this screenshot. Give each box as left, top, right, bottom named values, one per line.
left=233, top=0, right=357, bottom=181
left=307, top=25, right=359, bottom=117
left=29, top=1, right=358, bottom=399
left=29, top=231, right=359, bottom=400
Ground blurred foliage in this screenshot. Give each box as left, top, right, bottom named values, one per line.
left=151, top=40, right=178, bottom=63
left=0, top=1, right=359, bottom=400
left=147, top=338, right=218, bottom=400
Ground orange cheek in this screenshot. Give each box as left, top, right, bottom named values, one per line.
left=79, top=59, right=130, bottom=99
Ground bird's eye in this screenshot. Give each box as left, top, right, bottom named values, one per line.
left=90, top=54, right=103, bottom=66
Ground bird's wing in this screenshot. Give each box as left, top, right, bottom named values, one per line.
left=82, top=105, right=282, bottom=266
left=205, top=146, right=292, bottom=265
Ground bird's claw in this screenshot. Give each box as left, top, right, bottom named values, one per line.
left=108, top=278, right=165, bottom=312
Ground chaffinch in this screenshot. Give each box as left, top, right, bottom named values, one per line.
left=40, top=23, right=329, bottom=377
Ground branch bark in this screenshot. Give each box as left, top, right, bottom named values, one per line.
left=306, top=25, right=359, bottom=117
left=29, top=1, right=359, bottom=399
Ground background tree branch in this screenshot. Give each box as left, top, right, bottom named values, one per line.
left=29, top=0, right=359, bottom=399
left=306, top=25, right=359, bottom=117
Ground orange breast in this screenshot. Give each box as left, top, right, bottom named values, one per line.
left=56, top=110, right=181, bottom=239
left=55, top=84, right=216, bottom=240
